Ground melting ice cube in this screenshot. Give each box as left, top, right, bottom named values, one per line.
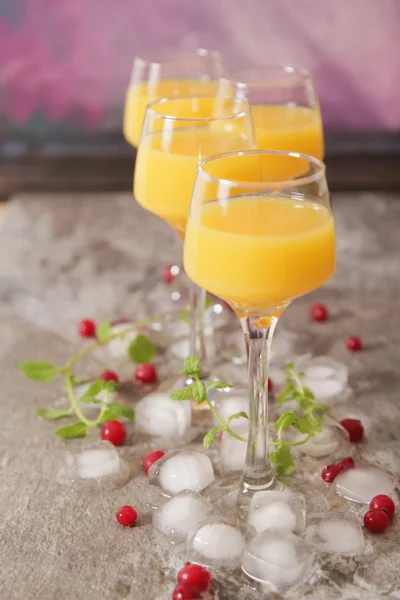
left=242, top=530, right=314, bottom=587
left=248, top=491, right=306, bottom=536
left=334, top=465, right=396, bottom=504
left=64, top=441, right=121, bottom=480
left=135, top=392, right=191, bottom=437
left=189, top=518, right=246, bottom=567
left=151, top=451, right=215, bottom=496
left=299, top=356, right=348, bottom=402
left=306, top=512, right=364, bottom=555
left=152, top=491, right=212, bottom=543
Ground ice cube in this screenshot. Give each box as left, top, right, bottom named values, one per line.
left=151, top=451, right=215, bottom=496
left=57, top=442, right=131, bottom=490
left=306, top=512, right=364, bottom=555
left=220, top=421, right=248, bottom=473
left=284, top=416, right=349, bottom=459
left=299, top=356, right=348, bottom=402
left=75, top=444, right=120, bottom=479
left=334, top=465, right=396, bottom=504
left=107, top=323, right=137, bottom=358
left=295, top=427, right=342, bottom=458
left=152, top=491, right=212, bottom=543
left=189, top=518, right=246, bottom=567
left=135, top=392, right=191, bottom=437
left=242, top=530, right=314, bottom=587
left=248, top=491, right=306, bottom=536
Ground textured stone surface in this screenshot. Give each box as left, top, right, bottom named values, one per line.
left=0, top=192, right=399, bottom=600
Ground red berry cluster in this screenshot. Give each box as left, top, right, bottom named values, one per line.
left=321, top=456, right=355, bottom=483
left=364, top=495, right=396, bottom=533
left=172, top=564, right=212, bottom=599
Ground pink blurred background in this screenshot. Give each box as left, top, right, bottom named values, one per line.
left=0, top=0, right=398, bottom=136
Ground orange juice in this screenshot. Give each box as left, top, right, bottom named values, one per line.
left=134, top=117, right=251, bottom=234
left=123, top=79, right=217, bottom=147
left=251, top=105, right=323, bottom=157
left=184, top=196, right=335, bottom=311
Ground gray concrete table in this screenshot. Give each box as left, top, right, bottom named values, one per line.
left=0, top=192, right=399, bottom=600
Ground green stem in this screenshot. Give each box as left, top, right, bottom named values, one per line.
left=65, top=374, right=94, bottom=427
left=269, top=435, right=312, bottom=447
left=200, top=380, right=247, bottom=442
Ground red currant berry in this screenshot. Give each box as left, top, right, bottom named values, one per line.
left=321, top=464, right=342, bottom=483
left=268, top=378, right=274, bottom=393
left=163, top=264, right=179, bottom=284
left=172, top=584, right=200, bottom=600
left=337, top=456, right=355, bottom=471
left=346, top=336, right=363, bottom=351
left=364, top=508, right=390, bottom=533
left=100, top=420, right=126, bottom=446
left=143, top=449, right=165, bottom=475
left=340, top=418, right=364, bottom=442
left=178, top=564, right=212, bottom=593
left=310, top=303, right=329, bottom=322
left=78, top=318, right=96, bottom=338
left=370, top=495, right=395, bottom=520
left=134, top=363, right=157, bottom=384
left=100, top=369, right=119, bottom=383
left=116, top=505, right=137, bottom=527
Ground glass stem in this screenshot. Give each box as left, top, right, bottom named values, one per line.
left=188, top=282, right=210, bottom=378
left=239, top=313, right=279, bottom=502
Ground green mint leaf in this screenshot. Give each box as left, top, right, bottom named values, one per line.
left=294, top=417, right=316, bottom=435
left=182, top=356, right=200, bottom=377
left=285, top=362, right=294, bottom=372
left=228, top=411, right=249, bottom=424
left=277, top=383, right=294, bottom=405
left=312, top=402, right=331, bottom=415
left=69, top=374, right=89, bottom=386
left=270, top=444, right=294, bottom=475
left=97, top=402, right=135, bottom=424
left=79, top=379, right=104, bottom=402
left=96, top=320, right=111, bottom=343
left=192, top=379, right=207, bottom=404
left=103, top=380, right=119, bottom=393
left=55, top=422, right=87, bottom=439
left=36, top=408, right=73, bottom=420
left=207, top=381, right=234, bottom=391
left=203, top=426, right=221, bottom=449
left=128, top=333, right=155, bottom=364
left=19, top=361, right=59, bottom=383
left=170, top=386, right=195, bottom=401
left=275, top=410, right=298, bottom=431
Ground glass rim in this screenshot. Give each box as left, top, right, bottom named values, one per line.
left=221, top=64, right=313, bottom=88
left=146, top=94, right=250, bottom=123
left=198, top=150, right=326, bottom=188
left=133, top=47, right=221, bottom=67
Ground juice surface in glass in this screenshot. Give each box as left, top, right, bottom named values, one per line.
left=124, top=79, right=217, bottom=147
left=184, top=195, right=335, bottom=311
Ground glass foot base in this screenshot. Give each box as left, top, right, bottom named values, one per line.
left=238, top=477, right=284, bottom=511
